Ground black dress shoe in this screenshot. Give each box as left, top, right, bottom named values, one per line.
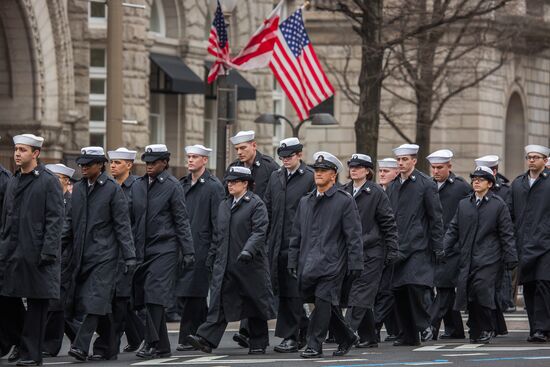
left=232, top=333, right=250, bottom=348
left=529, top=331, right=547, bottom=343
left=176, top=343, right=198, bottom=351
left=300, top=347, right=323, bottom=358
left=393, top=339, right=420, bottom=346
left=186, top=335, right=213, bottom=354
left=333, top=335, right=358, bottom=356
left=384, top=334, right=398, bottom=342
left=325, top=336, right=336, bottom=344
left=440, top=332, right=465, bottom=339
left=274, top=338, right=298, bottom=353
left=420, top=327, right=433, bottom=342
left=248, top=347, right=266, bottom=355
left=41, top=352, right=54, bottom=358
left=504, top=306, right=516, bottom=313
left=15, top=360, right=42, bottom=366
left=68, top=347, right=88, bottom=361
left=136, top=346, right=171, bottom=359
left=88, top=354, right=118, bottom=361
left=123, top=344, right=141, bottom=352
left=356, top=340, right=378, bottom=348
left=477, top=331, right=492, bottom=344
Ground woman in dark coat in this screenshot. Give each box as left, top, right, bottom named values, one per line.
left=341, top=154, right=399, bottom=348
left=187, top=166, right=275, bottom=355
left=444, top=166, right=517, bottom=344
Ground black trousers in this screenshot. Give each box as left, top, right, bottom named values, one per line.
left=346, top=306, right=377, bottom=343
left=0, top=296, right=25, bottom=356
left=393, top=285, right=431, bottom=344
left=144, top=303, right=170, bottom=353
left=429, top=287, right=465, bottom=337
left=125, top=305, right=145, bottom=347
left=178, top=297, right=208, bottom=344
left=198, top=315, right=268, bottom=349
left=42, top=310, right=79, bottom=357
left=374, top=266, right=399, bottom=336
left=92, top=297, right=129, bottom=357
left=523, top=280, right=550, bottom=334
left=307, top=298, right=355, bottom=352
left=467, top=302, right=493, bottom=340
left=72, top=313, right=114, bottom=355
left=19, top=298, right=49, bottom=362
left=275, top=296, right=308, bottom=340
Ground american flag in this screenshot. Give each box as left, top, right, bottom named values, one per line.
left=230, top=0, right=284, bottom=71
left=269, top=9, right=334, bottom=120
left=207, top=0, right=230, bottom=84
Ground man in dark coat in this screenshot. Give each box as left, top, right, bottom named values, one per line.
left=374, top=158, right=400, bottom=342
left=187, top=166, right=274, bottom=355
left=226, top=130, right=278, bottom=346
left=342, top=154, right=399, bottom=349
left=87, top=147, right=143, bottom=359
left=288, top=151, right=363, bottom=358
left=426, top=150, right=471, bottom=340
left=265, top=138, right=315, bottom=353
left=444, top=166, right=517, bottom=344
left=386, top=144, right=445, bottom=346
left=42, top=163, right=76, bottom=357
left=507, top=144, right=550, bottom=342
left=0, top=134, right=64, bottom=366
left=227, top=130, right=279, bottom=200
left=131, top=144, right=195, bottom=359
left=175, top=144, right=225, bottom=351
left=64, top=147, right=136, bottom=362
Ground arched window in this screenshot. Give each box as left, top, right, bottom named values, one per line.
left=150, top=0, right=166, bottom=36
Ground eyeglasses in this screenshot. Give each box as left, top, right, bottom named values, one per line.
left=279, top=153, right=297, bottom=161
left=471, top=177, right=488, bottom=183
left=525, top=155, right=545, bottom=161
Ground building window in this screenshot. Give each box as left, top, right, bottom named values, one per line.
left=89, top=47, right=107, bottom=145
left=272, top=80, right=286, bottom=158
left=204, top=98, right=218, bottom=170
left=150, top=0, right=166, bottom=36
left=89, top=1, right=107, bottom=27
left=149, top=93, right=165, bottom=143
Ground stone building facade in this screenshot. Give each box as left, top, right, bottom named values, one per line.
left=0, top=0, right=548, bottom=178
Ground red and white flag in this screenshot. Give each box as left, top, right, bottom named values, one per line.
left=207, top=0, right=230, bottom=84
left=230, top=0, right=284, bottom=71
left=269, top=8, right=334, bottom=120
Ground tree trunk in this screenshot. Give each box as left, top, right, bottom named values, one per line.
left=355, top=0, right=383, bottom=162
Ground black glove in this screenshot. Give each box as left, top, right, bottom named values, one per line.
left=181, top=254, right=195, bottom=270
left=505, top=261, right=518, bottom=271
left=124, top=258, right=137, bottom=275
left=205, top=254, right=215, bottom=273
left=38, top=253, right=56, bottom=267
left=237, top=250, right=253, bottom=264
left=384, top=250, right=399, bottom=266
left=347, top=269, right=362, bottom=280
left=434, top=249, right=445, bottom=263
left=288, top=267, right=297, bottom=279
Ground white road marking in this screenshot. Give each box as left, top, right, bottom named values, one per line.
left=415, top=343, right=550, bottom=352
left=442, top=353, right=489, bottom=356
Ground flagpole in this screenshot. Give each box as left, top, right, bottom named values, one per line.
left=300, top=1, right=311, bottom=10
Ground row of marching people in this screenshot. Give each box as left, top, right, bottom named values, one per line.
left=0, top=130, right=549, bottom=364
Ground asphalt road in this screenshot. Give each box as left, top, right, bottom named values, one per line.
left=3, top=311, right=550, bottom=366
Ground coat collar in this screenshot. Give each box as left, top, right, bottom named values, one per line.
left=146, top=169, right=170, bottom=184
left=434, top=172, right=456, bottom=191
left=230, top=190, right=252, bottom=211
left=15, top=163, right=44, bottom=178
left=521, top=168, right=549, bottom=190
left=344, top=180, right=372, bottom=196
left=80, top=170, right=109, bottom=186
left=469, top=191, right=493, bottom=205
left=122, top=174, right=137, bottom=188
left=183, top=169, right=211, bottom=186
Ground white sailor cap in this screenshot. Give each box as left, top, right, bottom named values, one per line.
left=277, top=137, right=303, bottom=157
left=142, top=144, right=170, bottom=162
left=185, top=144, right=212, bottom=157
left=348, top=153, right=373, bottom=168
left=225, top=166, right=254, bottom=181
left=475, top=155, right=499, bottom=168
left=378, top=158, right=398, bottom=169
left=13, top=134, right=44, bottom=148
left=76, top=146, right=108, bottom=165
left=393, top=143, right=419, bottom=156
left=230, top=130, right=255, bottom=145
left=524, top=144, right=550, bottom=157
left=108, top=147, right=137, bottom=161
left=426, top=149, right=453, bottom=164
left=312, top=151, right=343, bottom=173
left=46, top=163, right=75, bottom=178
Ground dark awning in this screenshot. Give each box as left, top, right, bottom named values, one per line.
left=205, top=61, right=256, bottom=101
left=149, top=53, right=204, bottom=94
